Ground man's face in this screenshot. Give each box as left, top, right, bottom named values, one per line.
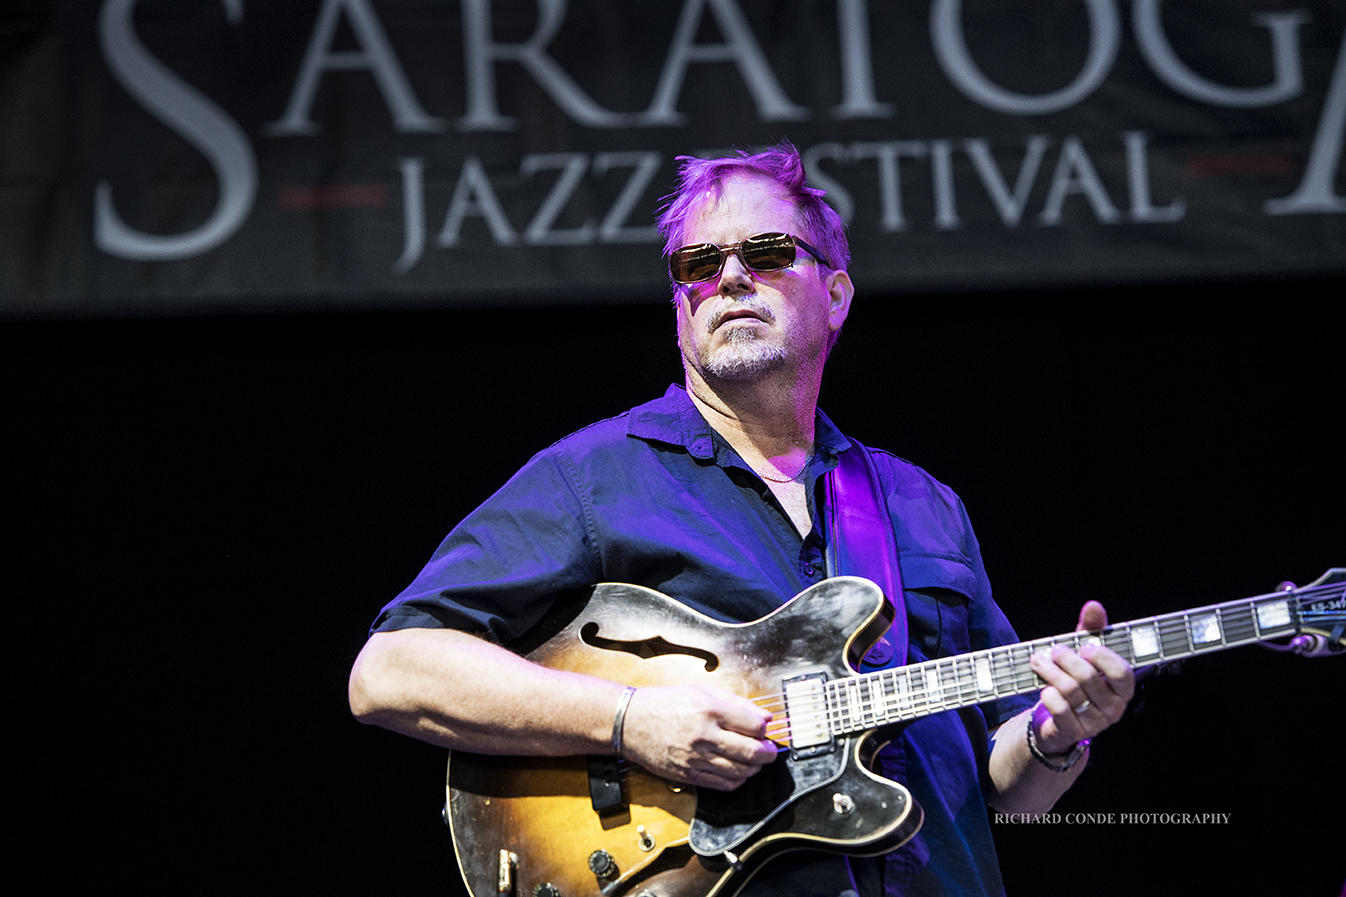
left=674, top=173, right=851, bottom=385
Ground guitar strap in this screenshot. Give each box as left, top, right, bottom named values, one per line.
left=824, top=440, right=909, bottom=670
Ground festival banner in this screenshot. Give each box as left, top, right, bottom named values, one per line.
left=2, top=0, right=1343, bottom=316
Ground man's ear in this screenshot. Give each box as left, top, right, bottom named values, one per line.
left=825, top=269, right=854, bottom=332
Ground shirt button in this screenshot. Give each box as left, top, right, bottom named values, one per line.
left=803, top=563, right=816, bottom=577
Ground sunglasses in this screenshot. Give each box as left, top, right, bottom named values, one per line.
left=668, top=232, right=832, bottom=285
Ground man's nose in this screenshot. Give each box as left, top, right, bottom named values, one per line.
left=718, top=251, right=753, bottom=294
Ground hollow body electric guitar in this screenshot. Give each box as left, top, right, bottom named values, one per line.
left=446, top=570, right=1345, bottom=897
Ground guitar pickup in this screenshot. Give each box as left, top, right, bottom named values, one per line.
left=783, top=673, right=834, bottom=759
left=586, top=755, right=625, bottom=814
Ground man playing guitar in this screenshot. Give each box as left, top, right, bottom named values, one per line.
left=349, top=144, right=1135, bottom=897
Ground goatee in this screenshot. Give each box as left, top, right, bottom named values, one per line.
left=703, top=327, right=787, bottom=379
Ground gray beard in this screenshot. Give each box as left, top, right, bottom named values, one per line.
left=702, top=327, right=788, bottom=380
left=696, top=298, right=788, bottom=380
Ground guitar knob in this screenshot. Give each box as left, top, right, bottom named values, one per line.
left=531, top=884, right=560, bottom=897
left=588, top=849, right=618, bottom=879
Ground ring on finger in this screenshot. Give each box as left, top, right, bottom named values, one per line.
left=1072, top=699, right=1092, bottom=714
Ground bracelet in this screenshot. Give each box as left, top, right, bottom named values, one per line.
left=1026, top=717, right=1090, bottom=772
left=611, top=686, right=637, bottom=757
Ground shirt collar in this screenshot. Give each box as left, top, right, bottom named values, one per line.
left=628, top=384, right=853, bottom=461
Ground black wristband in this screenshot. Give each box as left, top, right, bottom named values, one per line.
left=1026, top=718, right=1090, bottom=772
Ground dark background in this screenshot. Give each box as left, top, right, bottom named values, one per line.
left=6, top=284, right=1343, bottom=895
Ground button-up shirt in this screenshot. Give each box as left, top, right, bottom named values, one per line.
left=374, top=384, right=1032, bottom=897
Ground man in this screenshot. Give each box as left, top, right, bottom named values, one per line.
left=349, top=144, right=1135, bottom=896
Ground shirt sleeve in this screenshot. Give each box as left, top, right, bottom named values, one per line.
left=369, top=445, right=600, bottom=644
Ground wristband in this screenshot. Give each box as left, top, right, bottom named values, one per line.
left=1026, top=717, right=1090, bottom=772
left=611, top=686, right=637, bottom=757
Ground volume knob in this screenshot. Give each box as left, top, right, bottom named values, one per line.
left=588, top=849, right=618, bottom=879
left=531, top=884, right=560, bottom=897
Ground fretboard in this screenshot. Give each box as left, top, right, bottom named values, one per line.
left=785, top=578, right=1344, bottom=745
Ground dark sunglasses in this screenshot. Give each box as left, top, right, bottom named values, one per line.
left=668, top=232, right=832, bottom=285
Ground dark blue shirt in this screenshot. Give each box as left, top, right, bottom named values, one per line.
left=374, top=385, right=1032, bottom=897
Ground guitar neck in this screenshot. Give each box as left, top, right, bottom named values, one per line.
left=814, top=579, right=1345, bottom=739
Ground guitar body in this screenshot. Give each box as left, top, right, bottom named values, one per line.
left=446, top=565, right=1340, bottom=894
left=447, top=577, right=922, bottom=897
left=447, top=568, right=1346, bottom=897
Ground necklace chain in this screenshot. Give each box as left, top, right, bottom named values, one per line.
left=754, top=452, right=812, bottom=484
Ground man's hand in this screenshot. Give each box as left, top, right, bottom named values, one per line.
left=1028, top=600, right=1136, bottom=756
left=618, top=684, right=778, bottom=791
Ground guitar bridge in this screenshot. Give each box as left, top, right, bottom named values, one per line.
left=783, top=673, right=834, bottom=760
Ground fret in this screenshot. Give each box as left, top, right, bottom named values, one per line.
left=1159, top=614, right=1190, bottom=657
left=885, top=672, right=902, bottom=721
left=945, top=657, right=961, bottom=704
left=938, top=659, right=957, bottom=711
left=895, top=667, right=913, bottom=714
left=867, top=676, right=884, bottom=726
left=891, top=669, right=909, bottom=718
left=1010, top=643, right=1038, bottom=692
left=950, top=657, right=970, bottom=705
left=974, top=654, right=994, bottom=694
left=1221, top=601, right=1256, bottom=643
left=915, top=662, right=932, bottom=711
left=950, top=657, right=969, bottom=705
left=1013, top=648, right=1030, bottom=691
left=1189, top=609, right=1224, bottom=651
left=1125, top=620, right=1160, bottom=663
left=844, top=678, right=863, bottom=729
left=905, top=666, right=925, bottom=714
left=864, top=675, right=884, bottom=725
left=937, top=658, right=958, bottom=708
left=851, top=677, right=869, bottom=728
left=940, top=658, right=957, bottom=704
left=866, top=673, right=887, bottom=725
left=914, top=662, right=932, bottom=712
left=928, top=660, right=948, bottom=708
left=1253, top=596, right=1294, bottom=637
left=986, top=647, right=1007, bottom=694
left=989, top=646, right=1015, bottom=695
left=838, top=679, right=853, bottom=730
left=1102, top=627, right=1130, bottom=659
left=862, top=672, right=881, bottom=724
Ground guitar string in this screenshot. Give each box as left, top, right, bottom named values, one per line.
left=790, top=631, right=1342, bottom=740
left=749, top=585, right=1343, bottom=743
left=782, top=625, right=1237, bottom=742
left=711, top=599, right=1345, bottom=748
left=593, top=590, right=1344, bottom=765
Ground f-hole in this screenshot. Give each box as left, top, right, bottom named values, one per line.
left=579, top=622, right=720, bottom=671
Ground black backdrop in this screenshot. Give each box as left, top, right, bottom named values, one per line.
left=6, top=283, right=1343, bottom=896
